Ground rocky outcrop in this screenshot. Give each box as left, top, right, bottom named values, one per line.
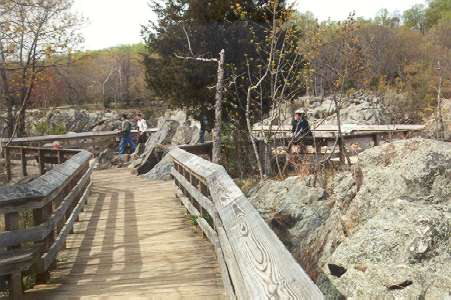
left=171, top=126, right=200, bottom=145
left=249, top=138, right=451, bottom=298
left=130, top=120, right=180, bottom=174
left=257, top=91, right=392, bottom=127
left=248, top=176, right=329, bottom=263
left=143, top=153, right=174, bottom=181
left=25, top=109, right=124, bottom=135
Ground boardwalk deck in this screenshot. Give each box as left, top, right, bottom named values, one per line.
left=25, top=168, right=225, bottom=299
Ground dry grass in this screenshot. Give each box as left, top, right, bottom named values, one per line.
left=235, top=176, right=261, bottom=195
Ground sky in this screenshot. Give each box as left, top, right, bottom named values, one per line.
left=73, top=0, right=427, bottom=51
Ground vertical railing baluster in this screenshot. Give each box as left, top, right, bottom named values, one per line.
left=5, top=212, right=23, bottom=298
left=21, top=148, right=27, bottom=177
left=38, top=149, right=45, bottom=175
left=5, top=147, right=11, bottom=182
left=34, top=201, right=55, bottom=283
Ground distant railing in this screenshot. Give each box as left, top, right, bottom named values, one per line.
left=3, top=146, right=81, bottom=183
left=0, top=147, right=95, bottom=299
left=169, top=148, right=323, bottom=299
left=1, top=129, right=158, bottom=147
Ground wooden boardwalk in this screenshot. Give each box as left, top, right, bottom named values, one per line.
left=26, top=168, right=225, bottom=299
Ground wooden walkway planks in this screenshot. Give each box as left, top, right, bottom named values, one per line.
left=26, top=168, right=225, bottom=299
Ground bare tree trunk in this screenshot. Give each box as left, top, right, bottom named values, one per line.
left=436, top=61, right=444, bottom=140
left=212, top=49, right=225, bottom=164
left=18, top=106, right=26, bottom=137
left=246, top=88, right=264, bottom=179
left=333, top=95, right=351, bottom=165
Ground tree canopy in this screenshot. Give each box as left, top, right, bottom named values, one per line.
left=142, top=0, right=294, bottom=123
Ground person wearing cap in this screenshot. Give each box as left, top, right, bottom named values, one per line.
left=291, top=109, right=311, bottom=140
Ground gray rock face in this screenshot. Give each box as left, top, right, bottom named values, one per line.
left=143, top=154, right=174, bottom=181
left=22, top=109, right=125, bottom=136
left=321, top=138, right=451, bottom=298
left=257, top=91, right=392, bottom=127
left=249, top=138, right=451, bottom=298
left=130, top=120, right=180, bottom=174
left=171, top=126, right=199, bottom=145
left=146, top=120, right=180, bottom=147
left=248, top=176, right=329, bottom=260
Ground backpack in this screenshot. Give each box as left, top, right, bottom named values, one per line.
left=123, top=120, right=131, bottom=137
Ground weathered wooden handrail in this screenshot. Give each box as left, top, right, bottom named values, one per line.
left=169, top=148, right=323, bottom=299
left=0, top=147, right=95, bottom=299
left=1, top=128, right=157, bottom=146
left=2, top=145, right=83, bottom=182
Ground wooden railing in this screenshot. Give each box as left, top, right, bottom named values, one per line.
left=1, top=129, right=158, bottom=146
left=169, top=148, right=323, bottom=299
left=3, top=146, right=81, bottom=183
left=0, top=147, right=95, bottom=299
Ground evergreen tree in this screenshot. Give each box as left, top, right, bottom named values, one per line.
left=142, top=0, right=290, bottom=123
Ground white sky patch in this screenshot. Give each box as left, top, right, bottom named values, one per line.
left=73, top=0, right=427, bottom=50
left=73, top=0, right=154, bottom=50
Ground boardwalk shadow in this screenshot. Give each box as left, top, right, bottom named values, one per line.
left=27, top=170, right=223, bottom=299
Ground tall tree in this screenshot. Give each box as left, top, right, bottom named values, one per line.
left=403, top=4, right=427, bottom=33
left=142, top=0, right=288, bottom=124
left=0, top=0, right=82, bottom=137
left=425, top=0, right=451, bottom=29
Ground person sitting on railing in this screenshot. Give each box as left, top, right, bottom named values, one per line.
left=291, top=109, right=311, bottom=143
left=118, top=114, right=136, bottom=154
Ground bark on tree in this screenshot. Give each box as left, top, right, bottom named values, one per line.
left=333, top=95, right=351, bottom=165
left=212, top=49, right=225, bottom=164
left=435, top=60, right=445, bottom=140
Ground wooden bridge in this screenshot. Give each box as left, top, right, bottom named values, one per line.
left=0, top=142, right=323, bottom=299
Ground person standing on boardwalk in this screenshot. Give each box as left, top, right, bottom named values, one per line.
left=199, top=115, right=209, bottom=144
left=136, top=113, right=148, bottom=145
left=118, top=114, right=136, bottom=154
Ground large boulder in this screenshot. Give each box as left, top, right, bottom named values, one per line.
left=171, top=126, right=200, bottom=145
left=249, top=138, right=451, bottom=298
left=248, top=176, right=329, bottom=268
left=256, top=91, right=393, bottom=127
left=146, top=120, right=180, bottom=147
left=130, top=120, right=180, bottom=174
left=319, top=138, right=451, bottom=298
left=157, top=110, right=188, bottom=128
left=27, top=108, right=124, bottom=135
left=142, top=153, right=174, bottom=181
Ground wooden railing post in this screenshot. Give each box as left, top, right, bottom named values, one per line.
left=5, top=212, right=20, bottom=250
left=34, top=202, right=55, bottom=283
left=372, top=133, right=380, bottom=146
left=5, top=212, right=23, bottom=298
left=38, top=149, right=45, bottom=175
left=57, top=150, right=64, bottom=164
left=5, top=147, right=11, bottom=182
left=21, top=147, right=27, bottom=177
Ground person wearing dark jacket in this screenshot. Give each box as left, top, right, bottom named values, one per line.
left=118, top=114, right=136, bottom=154
left=291, top=109, right=311, bottom=141
left=199, top=115, right=209, bottom=144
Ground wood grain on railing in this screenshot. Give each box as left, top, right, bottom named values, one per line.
left=169, top=148, right=323, bottom=300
